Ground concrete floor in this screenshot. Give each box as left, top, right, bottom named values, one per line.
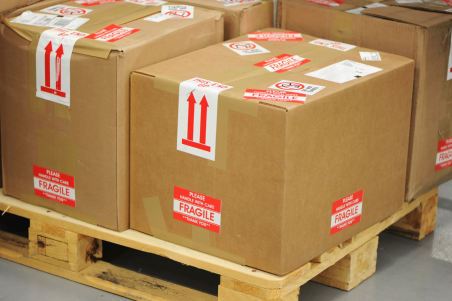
left=0, top=184, right=451, bottom=301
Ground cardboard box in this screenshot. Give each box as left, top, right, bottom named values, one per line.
left=278, top=0, right=452, bottom=201
left=0, top=0, right=43, bottom=14
left=130, top=28, right=414, bottom=275
left=0, top=0, right=224, bottom=231
left=170, top=0, right=273, bottom=40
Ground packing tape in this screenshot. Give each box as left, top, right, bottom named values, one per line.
left=142, top=196, right=246, bottom=265
left=28, top=31, right=46, bottom=116
left=20, top=128, right=98, bottom=226
left=332, top=12, right=354, bottom=45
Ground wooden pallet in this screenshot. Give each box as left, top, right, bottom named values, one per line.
left=0, top=188, right=438, bottom=300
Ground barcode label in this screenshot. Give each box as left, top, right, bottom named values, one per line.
left=51, top=17, right=73, bottom=27
left=359, top=52, right=382, bottom=61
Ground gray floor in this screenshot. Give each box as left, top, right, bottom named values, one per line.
left=0, top=184, right=451, bottom=301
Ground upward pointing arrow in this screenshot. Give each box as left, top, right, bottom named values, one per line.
left=44, top=42, right=53, bottom=88
left=55, top=44, right=64, bottom=91
left=186, top=92, right=196, bottom=141
left=199, top=96, right=209, bottom=145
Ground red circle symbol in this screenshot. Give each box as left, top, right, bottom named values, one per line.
left=165, top=10, right=191, bottom=18
left=59, top=8, right=87, bottom=16
left=229, top=42, right=256, bottom=50
left=275, top=82, right=305, bottom=91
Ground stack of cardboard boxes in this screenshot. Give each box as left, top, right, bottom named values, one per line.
left=0, top=0, right=450, bottom=277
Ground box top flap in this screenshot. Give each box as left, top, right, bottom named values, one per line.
left=136, top=28, right=413, bottom=111
left=382, top=0, right=452, bottom=14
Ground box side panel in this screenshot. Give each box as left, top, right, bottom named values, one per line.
left=130, top=74, right=286, bottom=274
left=239, top=1, right=274, bottom=38
left=281, top=61, right=415, bottom=274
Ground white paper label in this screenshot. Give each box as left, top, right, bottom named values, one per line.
left=217, top=0, right=261, bottom=6
left=223, top=41, right=270, bottom=56
left=162, top=5, right=194, bottom=19
left=36, top=28, right=88, bottom=106
left=395, top=0, right=422, bottom=3
left=177, top=78, right=233, bottom=161
left=446, top=8, right=452, bottom=13
left=144, top=13, right=170, bottom=22
left=41, top=5, right=92, bottom=17
left=306, top=60, right=382, bottom=84
left=310, top=39, right=356, bottom=51
left=269, top=80, right=325, bottom=95
left=125, top=0, right=167, bottom=5
left=345, top=3, right=387, bottom=15
left=11, top=11, right=88, bottom=29
left=448, top=31, right=452, bottom=81
left=360, top=52, right=382, bottom=61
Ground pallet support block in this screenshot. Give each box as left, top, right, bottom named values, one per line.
left=311, top=236, right=378, bottom=291
left=386, top=193, right=438, bottom=240
left=29, top=220, right=102, bottom=272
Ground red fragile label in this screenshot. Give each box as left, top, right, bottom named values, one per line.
left=330, top=190, right=363, bottom=235
left=254, top=54, right=311, bottom=73
left=435, top=138, right=452, bottom=171
left=301, top=0, right=344, bottom=7
left=85, top=24, right=140, bottom=42
left=33, top=165, right=76, bottom=207
left=248, top=32, right=303, bottom=41
left=444, top=0, right=452, bottom=7
left=173, top=186, right=222, bottom=233
left=73, top=0, right=123, bottom=6
left=243, top=89, right=306, bottom=103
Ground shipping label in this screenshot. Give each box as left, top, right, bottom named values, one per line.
left=177, top=78, right=233, bottom=161
left=125, top=0, right=167, bottom=5
left=162, top=5, right=194, bottom=19
left=301, top=0, right=344, bottom=7
left=85, top=24, right=140, bottom=42
left=223, top=41, right=270, bottom=56
left=144, top=13, right=170, bottom=22
left=36, top=28, right=88, bottom=106
left=435, top=138, right=452, bottom=171
left=41, top=5, right=92, bottom=17
left=244, top=89, right=306, bottom=103
left=33, top=165, right=76, bottom=208
left=359, top=52, right=382, bottom=61
left=331, top=190, right=363, bottom=235
left=448, top=31, right=452, bottom=81
left=173, top=186, right=221, bottom=233
left=254, top=54, right=311, bottom=73
left=217, top=0, right=261, bottom=6
left=306, top=60, right=382, bottom=84
left=395, top=0, right=422, bottom=3
left=73, top=0, right=123, bottom=6
left=310, top=39, right=356, bottom=51
left=248, top=32, right=303, bottom=42
left=269, top=80, right=325, bottom=95
left=12, top=11, right=89, bottom=29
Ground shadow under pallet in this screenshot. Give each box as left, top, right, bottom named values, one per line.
left=0, top=188, right=438, bottom=301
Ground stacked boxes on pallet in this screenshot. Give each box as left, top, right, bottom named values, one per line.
left=130, top=28, right=414, bottom=275
left=277, top=0, right=452, bottom=201
left=0, top=0, right=224, bottom=231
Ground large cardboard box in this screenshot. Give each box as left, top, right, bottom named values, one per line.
left=170, top=0, right=273, bottom=40
left=130, top=28, right=414, bottom=275
left=278, top=0, right=452, bottom=201
left=0, top=1, right=223, bottom=231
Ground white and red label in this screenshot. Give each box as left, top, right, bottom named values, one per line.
left=254, top=54, right=311, bottom=73
left=33, top=165, right=76, bottom=208
left=41, top=5, right=92, bottom=17
left=248, top=32, right=303, bottom=42
left=244, top=89, right=306, bottom=103
left=310, top=39, right=356, bottom=52
left=162, top=5, right=194, bottom=19
left=269, top=80, right=325, bottom=95
left=435, top=138, right=452, bottom=171
left=218, top=0, right=261, bottom=6
left=301, top=0, right=344, bottom=7
left=36, top=28, right=88, bottom=106
left=125, top=0, right=167, bottom=5
left=223, top=41, right=270, bottom=56
left=331, top=190, right=363, bottom=235
left=177, top=78, right=233, bottom=161
left=85, top=24, right=140, bottom=42
left=173, top=186, right=221, bottom=233
left=73, top=0, right=122, bottom=6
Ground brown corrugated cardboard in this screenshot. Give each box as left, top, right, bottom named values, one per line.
left=169, top=0, right=273, bottom=40
left=278, top=0, right=452, bottom=201
left=130, top=28, right=414, bottom=275
left=0, top=0, right=43, bottom=14
left=383, top=0, right=452, bottom=14
left=0, top=0, right=224, bottom=231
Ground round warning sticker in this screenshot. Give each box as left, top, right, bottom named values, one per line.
left=162, top=5, right=194, bottom=19
left=59, top=8, right=88, bottom=16
left=165, top=10, right=191, bottom=18
left=229, top=42, right=257, bottom=50
left=275, top=82, right=306, bottom=91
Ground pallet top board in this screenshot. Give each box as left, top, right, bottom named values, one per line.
left=0, top=188, right=438, bottom=291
